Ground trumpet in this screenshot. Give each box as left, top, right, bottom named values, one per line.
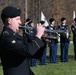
left=19, top=25, right=67, bottom=39
left=19, top=25, right=35, bottom=31
left=19, top=25, right=66, bottom=33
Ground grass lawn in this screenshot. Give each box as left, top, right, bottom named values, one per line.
left=31, top=43, right=75, bottom=75
left=0, top=43, right=75, bottom=75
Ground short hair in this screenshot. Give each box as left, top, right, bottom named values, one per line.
left=61, top=17, right=66, bottom=22
left=40, top=21, right=45, bottom=25
left=49, top=18, right=55, bottom=23
left=26, top=18, right=31, bottom=22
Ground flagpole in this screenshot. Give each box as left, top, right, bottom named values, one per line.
left=73, top=10, right=75, bottom=19
left=25, top=0, right=28, bottom=20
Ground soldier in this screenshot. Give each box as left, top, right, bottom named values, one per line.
left=60, top=17, right=70, bottom=62
left=71, top=18, right=76, bottom=60
left=39, top=21, right=47, bottom=65
left=26, top=19, right=37, bottom=67
left=47, top=18, right=58, bottom=63
left=0, top=6, right=45, bottom=75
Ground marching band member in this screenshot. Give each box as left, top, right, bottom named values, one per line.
left=71, top=17, right=76, bottom=60
left=0, top=6, right=45, bottom=75
left=60, top=17, right=70, bottom=62
left=26, top=19, right=37, bottom=67
left=47, top=18, right=58, bottom=63
left=39, top=21, right=47, bottom=65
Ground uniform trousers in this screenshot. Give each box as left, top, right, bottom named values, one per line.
left=30, top=58, right=36, bottom=67
left=73, top=40, right=76, bottom=60
left=40, top=48, right=46, bottom=65
left=49, top=43, right=58, bottom=63
left=61, top=42, right=69, bottom=62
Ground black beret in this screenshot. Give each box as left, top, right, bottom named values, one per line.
left=40, top=21, right=45, bottom=25
left=49, top=18, right=55, bottom=23
left=61, top=17, right=66, bottom=22
left=1, top=6, right=21, bottom=18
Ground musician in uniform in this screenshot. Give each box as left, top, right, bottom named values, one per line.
left=60, top=17, right=70, bottom=62
left=71, top=17, right=76, bottom=60
left=47, top=18, right=58, bottom=63
left=0, top=6, right=45, bottom=75
left=26, top=19, right=37, bottom=67
left=39, top=21, right=47, bottom=65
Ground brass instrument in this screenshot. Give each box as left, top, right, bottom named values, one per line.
left=19, top=25, right=67, bottom=39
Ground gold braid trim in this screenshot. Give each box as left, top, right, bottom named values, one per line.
left=32, top=40, right=40, bottom=48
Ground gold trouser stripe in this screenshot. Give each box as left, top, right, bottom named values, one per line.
left=32, top=40, right=40, bottom=48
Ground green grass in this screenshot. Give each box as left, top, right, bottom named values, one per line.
left=70, top=32, right=73, bottom=41
left=0, top=43, right=75, bottom=75
left=0, top=65, right=3, bottom=75
left=31, top=43, right=75, bottom=75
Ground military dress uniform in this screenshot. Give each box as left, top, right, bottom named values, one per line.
left=27, top=25, right=36, bottom=67
left=60, top=24, right=70, bottom=62
left=47, top=24, right=58, bottom=63
left=39, top=21, right=47, bottom=65
left=71, top=24, right=76, bottom=60
left=40, top=39, right=47, bottom=65
left=0, top=26, right=44, bottom=75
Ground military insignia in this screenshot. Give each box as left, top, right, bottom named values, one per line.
left=72, top=28, right=74, bottom=30
left=11, top=40, right=16, bottom=44
left=3, top=31, right=9, bottom=35
left=13, top=33, right=16, bottom=35
left=62, top=27, right=64, bottom=28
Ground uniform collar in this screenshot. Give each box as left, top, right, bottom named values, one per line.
left=50, top=24, right=54, bottom=27
left=3, top=26, right=17, bottom=36
left=62, top=24, right=66, bottom=26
